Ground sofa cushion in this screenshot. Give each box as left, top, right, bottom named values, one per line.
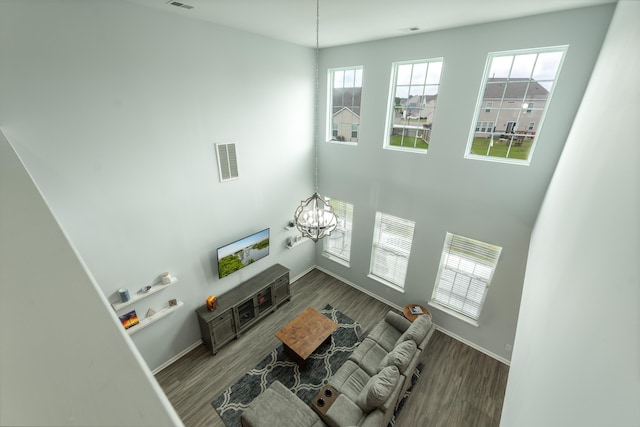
left=355, top=365, right=400, bottom=413
left=349, top=337, right=389, bottom=376
left=395, top=314, right=432, bottom=347
left=328, top=360, right=372, bottom=403
left=378, top=340, right=416, bottom=374
left=366, top=320, right=403, bottom=353
left=324, top=394, right=364, bottom=427
left=241, top=381, right=324, bottom=427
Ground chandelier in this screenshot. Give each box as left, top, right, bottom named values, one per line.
left=293, top=0, right=338, bottom=242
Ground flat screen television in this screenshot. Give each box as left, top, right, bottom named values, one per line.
left=217, top=228, right=270, bottom=279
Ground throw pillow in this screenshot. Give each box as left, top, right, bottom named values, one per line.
left=395, top=314, right=431, bottom=347
left=355, top=365, right=399, bottom=413
left=378, top=340, right=416, bottom=373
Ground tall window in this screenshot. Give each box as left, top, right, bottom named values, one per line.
left=465, top=46, right=567, bottom=164
left=385, top=58, right=443, bottom=152
left=369, top=212, right=415, bottom=291
left=328, top=66, right=363, bottom=144
left=430, top=233, right=502, bottom=324
left=323, top=199, right=354, bottom=266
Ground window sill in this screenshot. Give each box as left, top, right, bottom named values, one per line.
left=367, top=274, right=405, bottom=293
left=328, top=140, right=358, bottom=147
left=322, top=253, right=350, bottom=268
left=383, top=145, right=428, bottom=155
left=427, top=301, right=479, bottom=327
left=464, top=153, right=531, bottom=166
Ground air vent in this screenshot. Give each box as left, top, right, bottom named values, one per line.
left=166, top=1, right=194, bottom=10
left=215, top=143, right=239, bottom=182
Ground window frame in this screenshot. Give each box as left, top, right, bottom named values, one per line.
left=327, top=65, right=363, bottom=146
left=464, top=45, right=568, bottom=165
left=384, top=58, right=444, bottom=154
left=322, top=198, right=354, bottom=267
left=368, top=212, right=416, bottom=292
left=429, top=232, right=502, bottom=326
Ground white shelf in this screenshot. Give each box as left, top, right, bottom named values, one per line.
left=126, top=300, right=184, bottom=335
left=286, top=237, right=310, bottom=249
left=111, top=277, right=178, bottom=311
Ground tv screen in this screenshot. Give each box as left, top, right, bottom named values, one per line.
left=217, top=228, right=270, bottom=279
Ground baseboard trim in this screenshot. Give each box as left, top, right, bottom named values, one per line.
left=153, top=265, right=317, bottom=375
left=314, top=266, right=403, bottom=311
left=152, top=340, right=202, bottom=375
left=154, top=265, right=510, bottom=374
left=314, top=266, right=511, bottom=367
left=292, top=265, right=316, bottom=283
left=434, top=326, right=511, bottom=366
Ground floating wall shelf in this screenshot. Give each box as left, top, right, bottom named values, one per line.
left=127, top=300, right=184, bottom=335
left=286, top=237, right=310, bottom=249
left=111, top=277, right=179, bottom=311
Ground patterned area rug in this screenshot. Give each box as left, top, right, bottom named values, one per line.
left=211, top=305, right=421, bottom=427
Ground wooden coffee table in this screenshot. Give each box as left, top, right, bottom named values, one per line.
left=275, top=307, right=338, bottom=368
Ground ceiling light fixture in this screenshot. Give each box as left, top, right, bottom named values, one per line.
left=293, top=0, right=338, bottom=242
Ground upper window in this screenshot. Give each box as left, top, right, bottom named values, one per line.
left=322, top=198, right=354, bottom=266
left=385, top=58, right=443, bottom=153
left=369, top=212, right=415, bottom=291
left=430, top=233, right=502, bottom=325
left=465, top=46, right=567, bottom=164
left=328, top=66, right=363, bottom=144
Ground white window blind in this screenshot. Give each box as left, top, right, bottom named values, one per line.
left=369, top=212, right=415, bottom=290
left=323, top=199, right=354, bottom=265
left=431, top=233, right=502, bottom=321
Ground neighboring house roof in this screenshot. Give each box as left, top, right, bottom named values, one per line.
left=332, top=106, right=360, bottom=119
left=484, top=78, right=549, bottom=100
left=400, top=94, right=437, bottom=107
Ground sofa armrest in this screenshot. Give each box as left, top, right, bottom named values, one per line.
left=384, top=311, right=412, bottom=333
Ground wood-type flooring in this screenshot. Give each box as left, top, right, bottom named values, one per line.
left=155, top=268, right=509, bottom=427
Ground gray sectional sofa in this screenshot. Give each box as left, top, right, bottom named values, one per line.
left=241, top=310, right=434, bottom=427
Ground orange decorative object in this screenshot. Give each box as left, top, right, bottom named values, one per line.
left=206, top=295, right=218, bottom=311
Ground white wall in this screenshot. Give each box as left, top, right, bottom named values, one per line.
left=316, top=5, right=615, bottom=362
left=0, top=0, right=316, bottom=371
left=501, top=1, right=640, bottom=425
left=0, top=130, right=182, bottom=426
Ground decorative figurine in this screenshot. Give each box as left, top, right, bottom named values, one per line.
left=206, top=295, right=218, bottom=311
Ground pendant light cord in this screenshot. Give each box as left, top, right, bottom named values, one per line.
left=313, top=0, right=320, bottom=193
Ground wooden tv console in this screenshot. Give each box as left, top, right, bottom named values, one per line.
left=195, top=263, right=290, bottom=355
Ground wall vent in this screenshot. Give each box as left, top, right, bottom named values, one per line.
left=166, top=1, right=194, bottom=10
left=215, top=143, right=239, bottom=182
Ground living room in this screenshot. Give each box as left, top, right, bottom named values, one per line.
left=1, top=1, right=638, bottom=426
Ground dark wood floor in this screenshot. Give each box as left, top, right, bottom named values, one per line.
left=155, top=269, right=509, bottom=427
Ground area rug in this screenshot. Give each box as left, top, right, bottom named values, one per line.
left=211, top=305, right=423, bottom=427
left=211, top=305, right=362, bottom=426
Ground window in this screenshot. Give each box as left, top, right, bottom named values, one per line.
left=328, top=66, right=363, bottom=144
left=430, top=233, right=502, bottom=325
left=323, top=199, right=354, bottom=266
left=465, top=46, right=567, bottom=164
left=528, top=122, right=535, bottom=131
left=385, top=58, right=443, bottom=152
left=351, top=124, right=359, bottom=139
left=369, top=212, right=415, bottom=291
